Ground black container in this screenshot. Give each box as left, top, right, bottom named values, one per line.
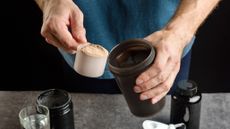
left=108, top=39, right=165, bottom=117
left=37, top=89, right=75, bottom=129
left=170, top=80, right=201, bottom=129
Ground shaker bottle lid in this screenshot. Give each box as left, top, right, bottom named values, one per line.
left=108, top=39, right=156, bottom=75
left=176, top=80, right=198, bottom=96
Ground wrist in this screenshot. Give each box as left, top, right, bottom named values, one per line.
left=35, top=0, right=72, bottom=12
left=35, top=0, right=50, bottom=11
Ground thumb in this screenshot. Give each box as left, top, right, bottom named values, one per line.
left=70, top=11, right=87, bottom=43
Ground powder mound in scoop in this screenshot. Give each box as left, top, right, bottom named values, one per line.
left=81, top=44, right=108, bottom=57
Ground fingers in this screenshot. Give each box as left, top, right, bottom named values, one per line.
left=139, top=63, right=180, bottom=104
left=41, top=21, right=81, bottom=51
left=134, top=57, right=178, bottom=93
left=70, top=11, right=87, bottom=43
left=45, top=33, right=76, bottom=54
left=41, top=6, right=88, bottom=53
left=136, top=48, right=169, bottom=85
left=139, top=84, right=168, bottom=104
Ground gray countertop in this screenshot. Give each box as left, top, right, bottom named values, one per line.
left=0, top=91, right=229, bottom=129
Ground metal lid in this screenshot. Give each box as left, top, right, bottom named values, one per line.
left=176, top=80, right=198, bottom=97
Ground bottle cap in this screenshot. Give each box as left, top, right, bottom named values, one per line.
left=176, top=80, right=198, bottom=96
left=36, top=89, right=72, bottom=116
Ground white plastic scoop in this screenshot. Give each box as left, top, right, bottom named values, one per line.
left=74, top=43, right=109, bottom=78
left=142, top=120, right=185, bottom=129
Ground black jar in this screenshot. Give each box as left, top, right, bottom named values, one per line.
left=108, top=39, right=165, bottom=117
left=170, top=80, right=202, bottom=129
left=37, top=89, right=75, bottom=129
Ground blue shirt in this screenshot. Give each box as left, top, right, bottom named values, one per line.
left=59, top=0, right=194, bottom=79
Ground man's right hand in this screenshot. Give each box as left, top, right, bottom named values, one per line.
left=36, top=0, right=87, bottom=53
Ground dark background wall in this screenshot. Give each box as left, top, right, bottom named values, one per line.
left=1, top=0, right=229, bottom=92
left=189, top=0, right=229, bottom=92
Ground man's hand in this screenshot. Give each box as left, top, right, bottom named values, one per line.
left=36, top=0, right=87, bottom=53
left=134, top=28, right=192, bottom=104
left=134, top=0, right=220, bottom=104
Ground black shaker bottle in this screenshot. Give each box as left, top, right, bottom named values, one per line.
left=36, top=89, right=75, bottom=129
left=108, top=39, right=165, bottom=117
left=170, top=80, right=201, bottom=129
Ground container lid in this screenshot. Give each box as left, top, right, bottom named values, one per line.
left=176, top=80, right=198, bottom=97
left=36, top=89, right=72, bottom=115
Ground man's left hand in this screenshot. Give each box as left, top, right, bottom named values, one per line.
left=134, top=28, right=192, bottom=104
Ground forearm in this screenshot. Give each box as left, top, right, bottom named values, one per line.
left=165, top=0, right=221, bottom=44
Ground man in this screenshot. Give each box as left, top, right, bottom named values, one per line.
left=35, top=0, right=220, bottom=104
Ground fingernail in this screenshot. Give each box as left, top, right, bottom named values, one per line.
left=136, top=79, right=143, bottom=85
left=140, top=95, right=148, bottom=100
left=134, top=87, right=141, bottom=93
left=151, top=98, right=157, bottom=104
left=82, top=35, right=87, bottom=42
left=70, top=50, right=76, bottom=54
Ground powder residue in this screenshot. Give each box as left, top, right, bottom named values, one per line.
left=81, top=44, right=108, bottom=57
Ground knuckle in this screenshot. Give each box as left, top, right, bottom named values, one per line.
left=65, top=42, right=76, bottom=50
left=45, top=17, right=60, bottom=32
left=141, top=83, right=150, bottom=91
left=169, top=57, right=180, bottom=67
left=55, top=22, right=64, bottom=30
left=40, top=29, right=47, bottom=37
left=144, top=93, right=152, bottom=99
left=41, top=25, right=49, bottom=37
left=147, top=90, right=157, bottom=98
left=80, top=27, right=86, bottom=33
left=46, top=23, right=55, bottom=32
left=173, top=60, right=180, bottom=67
left=45, top=18, right=54, bottom=27
left=142, top=91, right=152, bottom=98
left=62, top=45, right=74, bottom=53
left=176, top=64, right=180, bottom=71
left=74, top=10, right=84, bottom=19
left=170, top=54, right=179, bottom=61
left=78, top=11, right=84, bottom=18
left=76, top=27, right=85, bottom=34
left=171, top=58, right=179, bottom=64
left=162, top=44, right=170, bottom=52
left=66, top=45, right=74, bottom=50
left=161, top=83, right=170, bottom=91
left=154, top=63, right=163, bottom=73
left=45, top=39, right=53, bottom=45
left=140, top=73, right=150, bottom=81
left=156, top=74, right=165, bottom=83
left=63, top=41, right=72, bottom=49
